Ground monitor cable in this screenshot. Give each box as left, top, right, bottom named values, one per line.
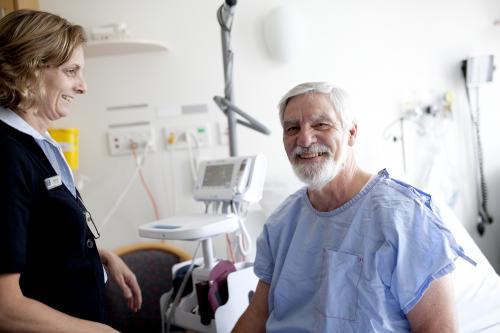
left=463, top=80, right=494, bottom=236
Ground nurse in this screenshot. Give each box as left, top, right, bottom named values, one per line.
left=0, top=10, right=141, bottom=332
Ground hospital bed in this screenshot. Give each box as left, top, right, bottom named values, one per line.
left=437, top=202, right=500, bottom=332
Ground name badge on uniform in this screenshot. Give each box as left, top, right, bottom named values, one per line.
left=44, top=175, right=62, bottom=190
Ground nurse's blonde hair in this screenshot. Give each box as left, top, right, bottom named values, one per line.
left=0, top=9, right=86, bottom=112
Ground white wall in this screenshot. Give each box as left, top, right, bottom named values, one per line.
left=39, top=0, right=500, bottom=271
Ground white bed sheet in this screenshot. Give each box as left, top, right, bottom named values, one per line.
left=439, top=203, right=500, bottom=332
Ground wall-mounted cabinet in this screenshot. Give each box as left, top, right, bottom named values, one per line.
left=0, top=0, right=38, bottom=18
left=85, top=39, right=168, bottom=58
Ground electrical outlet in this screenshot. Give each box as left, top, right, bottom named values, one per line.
left=107, top=127, right=156, bottom=156
left=164, top=124, right=210, bottom=150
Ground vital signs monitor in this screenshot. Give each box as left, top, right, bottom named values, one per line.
left=193, top=154, right=266, bottom=203
left=138, top=154, right=266, bottom=242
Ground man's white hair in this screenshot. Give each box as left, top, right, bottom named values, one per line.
left=278, top=82, right=355, bottom=129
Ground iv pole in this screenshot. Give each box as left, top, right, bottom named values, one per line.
left=214, top=0, right=270, bottom=157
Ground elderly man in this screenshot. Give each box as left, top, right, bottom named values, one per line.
left=233, top=82, right=474, bottom=333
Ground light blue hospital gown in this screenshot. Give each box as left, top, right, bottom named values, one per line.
left=254, top=169, right=474, bottom=333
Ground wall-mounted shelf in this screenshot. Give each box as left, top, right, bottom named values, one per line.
left=85, top=39, right=168, bottom=58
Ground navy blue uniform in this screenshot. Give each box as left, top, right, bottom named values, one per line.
left=0, top=120, right=106, bottom=322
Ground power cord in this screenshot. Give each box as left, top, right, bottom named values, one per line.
left=165, top=241, right=201, bottom=333
left=462, top=72, right=494, bottom=235
left=99, top=139, right=156, bottom=231
left=231, top=201, right=252, bottom=259
left=130, top=142, right=160, bottom=220
left=184, top=131, right=201, bottom=183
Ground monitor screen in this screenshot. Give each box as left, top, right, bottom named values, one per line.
left=202, top=164, right=234, bottom=187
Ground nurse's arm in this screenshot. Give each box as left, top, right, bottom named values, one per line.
left=232, top=280, right=269, bottom=333
left=0, top=273, right=118, bottom=333
left=98, top=248, right=142, bottom=312
left=406, top=274, right=458, bottom=333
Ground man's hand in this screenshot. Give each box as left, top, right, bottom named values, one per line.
left=99, top=249, right=142, bottom=312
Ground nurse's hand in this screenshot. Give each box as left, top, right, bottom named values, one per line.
left=99, top=248, right=142, bottom=312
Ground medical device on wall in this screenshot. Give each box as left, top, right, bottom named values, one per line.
left=88, top=22, right=130, bottom=41
left=138, top=154, right=266, bottom=333
left=463, top=55, right=494, bottom=87
left=461, top=55, right=495, bottom=236
left=48, top=128, right=79, bottom=170
left=383, top=93, right=453, bottom=175
left=214, top=0, right=271, bottom=157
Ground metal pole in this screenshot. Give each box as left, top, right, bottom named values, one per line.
left=218, top=1, right=238, bottom=156
left=202, top=238, right=215, bottom=270
left=215, top=0, right=270, bottom=157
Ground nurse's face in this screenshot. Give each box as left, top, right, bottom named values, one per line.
left=39, top=45, right=87, bottom=120
left=282, top=93, right=349, bottom=188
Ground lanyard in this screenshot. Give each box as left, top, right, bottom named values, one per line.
left=77, top=194, right=101, bottom=239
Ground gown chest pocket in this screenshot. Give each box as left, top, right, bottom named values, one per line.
left=315, top=249, right=363, bottom=321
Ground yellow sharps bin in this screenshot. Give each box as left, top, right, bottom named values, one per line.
left=48, top=128, right=79, bottom=170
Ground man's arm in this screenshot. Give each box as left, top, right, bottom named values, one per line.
left=407, top=274, right=458, bottom=333
left=0, top=273, right=118, bottom=333
left=232, top=280, right=270, bottom=333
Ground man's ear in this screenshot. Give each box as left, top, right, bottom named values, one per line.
left=347, top=123, right=358, bottom=146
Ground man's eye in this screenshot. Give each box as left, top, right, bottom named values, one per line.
left=285, top=127, right=299, bottom=135
left=315, top=123, right=330, bottom=129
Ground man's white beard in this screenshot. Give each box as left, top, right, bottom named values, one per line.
left=291, top=143, right=346, bottom=190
